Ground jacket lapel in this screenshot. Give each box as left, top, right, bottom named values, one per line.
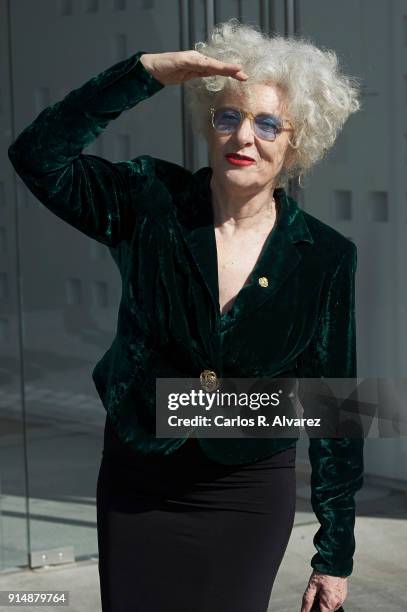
left=174, top=166, right=314, bottom=327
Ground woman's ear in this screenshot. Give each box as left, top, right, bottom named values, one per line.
left=283, top=137, right=297, bottom=172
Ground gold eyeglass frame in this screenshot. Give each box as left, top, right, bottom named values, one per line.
left=209, top=106, right=295, bottom=142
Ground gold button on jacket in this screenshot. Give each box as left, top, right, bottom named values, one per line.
left=199, top=369, right=219, bottom=392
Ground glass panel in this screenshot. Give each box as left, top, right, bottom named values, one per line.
left=0, top=407, right=28, bottom=571
left=0, top=0, right=29, bottom=573
left=7, top=0, right=182, bottom=570
left=297, top=0, right=407, bottom=479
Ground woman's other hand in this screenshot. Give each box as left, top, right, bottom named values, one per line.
left=300, top=570, right=347, bottom=612
left=140, top=50, right=248, bottom=85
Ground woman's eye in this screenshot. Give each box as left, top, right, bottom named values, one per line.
left=216, top=114, right=240, bottom=129
left=258, top=120, right=278, bottom=131
left=222, top=112, right=239, bottom=121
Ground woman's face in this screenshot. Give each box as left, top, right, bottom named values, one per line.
left=207, top=81, right=294, bottom=194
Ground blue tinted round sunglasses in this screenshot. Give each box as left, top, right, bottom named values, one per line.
left=209, top=106, right=294, bottom=141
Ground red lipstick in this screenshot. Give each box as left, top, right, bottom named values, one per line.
left=225, top=153, right=255, bottom=166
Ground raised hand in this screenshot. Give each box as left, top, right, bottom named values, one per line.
left=140, top=50, right=249, bottom=85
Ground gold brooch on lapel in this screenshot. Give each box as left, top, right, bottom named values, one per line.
left=258, top=276, right=269, bottom=288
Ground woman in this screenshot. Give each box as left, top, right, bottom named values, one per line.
left=8, top=18, right=363, bottom=612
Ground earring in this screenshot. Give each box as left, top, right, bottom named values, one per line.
left=298, top=172, right=304, bottom=188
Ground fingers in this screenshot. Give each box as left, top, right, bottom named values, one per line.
left=189, top=51, right=248, bottom=79
left=319, top=597, right=342, bottom=612
left=302, top=590, right=344, bottom=612
left=233, top=69, right=249, bottom=81
left=206, top=59, right=248, bottom=78
left=300, top=584, right=317, bottom=612
left=300, top=597, right=312, bottom=612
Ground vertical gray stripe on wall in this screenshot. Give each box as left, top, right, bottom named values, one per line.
left=179, top=0, right=193, bottom=170
left=237, top=0, right=243, bottom=22
left=260, top=0, right=270, bottom=35
left=285, top=0, right=301, bottom=201
left=268, top=1, right=278, bottom=34
left=294, top=0, right=301, bottom=34
left=205, top=0, right=215, bottom=167
left=284, top=0, right=295, bottom=35
left=205, top=0, right=215, bottom=35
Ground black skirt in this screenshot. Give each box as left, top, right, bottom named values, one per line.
left=96, top=414, right=297, bottom=612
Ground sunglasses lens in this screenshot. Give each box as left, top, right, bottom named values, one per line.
left=213, top=108, right=240, bottom=133
left=255, top=115, right=281, bottom=140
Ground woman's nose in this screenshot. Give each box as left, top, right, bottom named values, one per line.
left=234, top=117, right=255, bottom=142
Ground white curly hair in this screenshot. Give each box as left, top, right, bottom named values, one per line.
left=183, top=18, right=362, bottom=189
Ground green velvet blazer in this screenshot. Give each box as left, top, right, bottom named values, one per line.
left=8, top=51, right=364, bottom=578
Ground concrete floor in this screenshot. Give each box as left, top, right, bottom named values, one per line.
left=0, top=475, right=406, bottom=612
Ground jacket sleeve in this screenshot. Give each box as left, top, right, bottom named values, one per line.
left=297, top=241, right=364, bottom=577
left=7, top=51, right=164, bottom=246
